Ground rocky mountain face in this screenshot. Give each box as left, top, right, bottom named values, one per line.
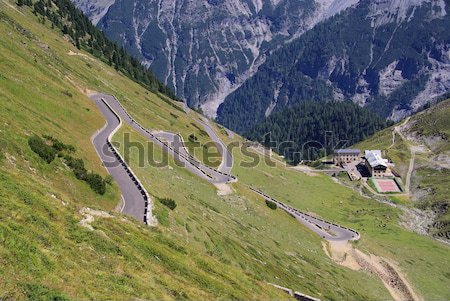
left=218, top=0, right=450, bottom=133
left=74, top=0, right=115, bottom=25
left=71, top=0, right=360, bottom=117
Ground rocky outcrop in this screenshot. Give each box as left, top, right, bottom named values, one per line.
left=72, top=0, right=361, bottom=117
left=217, top=0, right=450, bottom=133
left=73, top=0, right=116, bottom=25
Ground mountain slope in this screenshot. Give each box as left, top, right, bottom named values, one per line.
left=73, top=0, right=360, bottom=117
left=246, top=101, right=389, bottom=163
left=355, top=98, right=450, bottom=240
left=0, top=3, right=291, bottom=299
left=0, top=1, right=394, bottom=299
left=2, top=1, right=450, bottom=300
left=218, top=0, right=450, bottom=133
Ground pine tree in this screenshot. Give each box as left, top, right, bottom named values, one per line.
left=21, top=0, right=178, bottom=100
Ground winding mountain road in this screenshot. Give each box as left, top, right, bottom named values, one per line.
left=91, top=93, right=235, bottom=183
left=91, top=96, right=155, bottom=225
left=183, top=99, right=233, bottom=175
left=194, top=115, right=233, bottom=175
left=90, top=93, right=236, bottom=223
left=91, top=92, right=358, bottom=242
left=249, top=187, right=360, bottom=242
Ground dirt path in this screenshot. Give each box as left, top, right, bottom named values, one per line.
left=214, top=183, right=233, bottom=196
left=405, top=149, right=415, bottom=194
left=388, top=117, right=418, bottom=196
left=391, top=117, right=410, bottom=147
left=67, top=50, right=93, bottom=60
left=290, top=165, right=320, bottom=177
left=249, top=145, right=287, bottom=166
left=388, top=118, right=408, bottom=149
left=324, top=241, right=421, bottom=301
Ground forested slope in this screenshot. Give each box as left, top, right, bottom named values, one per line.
left=218, top=0, right=450, bottom=133
left=246, top=101, right=389, bottom=163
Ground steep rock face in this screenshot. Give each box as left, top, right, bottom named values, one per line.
left=217, top=0, right=450, bottom=133
left=72, top=0, right=359, bottom=117
left=73, top=0, right=116, bottom=25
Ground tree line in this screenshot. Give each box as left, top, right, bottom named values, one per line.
left=217, top=2, right=450, bottom=133
left=17, top=0, right=177, bottom=100
left=245, top=101, right=390, bottom=164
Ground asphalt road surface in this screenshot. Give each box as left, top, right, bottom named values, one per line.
left=99, top=94, right=234, bottom=183
left=91, top=96, right=152, bottom=224
left=249, top=187, right=360, bottom=242
left=194, top=115, right=233, bottom=175
left=90, top=92, right=357, bottom=241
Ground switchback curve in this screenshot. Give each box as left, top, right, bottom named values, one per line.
left=249, top=187, right=360, bottom=242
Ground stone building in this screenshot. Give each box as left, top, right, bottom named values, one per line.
left=364, top=150, right=388, bottom=177
left=333, top=149, right=361, bottom=164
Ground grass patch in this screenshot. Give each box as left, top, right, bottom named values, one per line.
left=368, top=178, right=379, bottom=192
left=25, top=284, right=70, bottom=301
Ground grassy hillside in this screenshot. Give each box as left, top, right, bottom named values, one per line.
left=0, top=1, right=387, bottom=300
left=0, top=3, right=286, bottom=299
left=1, top=1, right=449, bottom=300
left=354, top=99, right=450, bottom=239
left=409, top=100, right=450, bottom=153
left=223, top=134, right=450, bottom=300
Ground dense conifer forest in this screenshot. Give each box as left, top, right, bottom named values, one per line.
left=246, top=101, right=389, bottom=164
left=218, top=1, right=450, bottom=133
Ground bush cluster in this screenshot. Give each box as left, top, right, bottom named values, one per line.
left=28, top=135, right=106, bottom=195
left=28, top=135, right=57, bottom=163
left=64, top=155, right=106, bottom=195
left=25, top=283, right=69, bottom=301
left=265, top=200, right=277, bottom=210
left=43, top=135, right=76, bottom=153
left=159, top=198, right=177, bottom=210
left=16, top=0, right=32, bottom=6
left=188, top=134, right=198, bottom=142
